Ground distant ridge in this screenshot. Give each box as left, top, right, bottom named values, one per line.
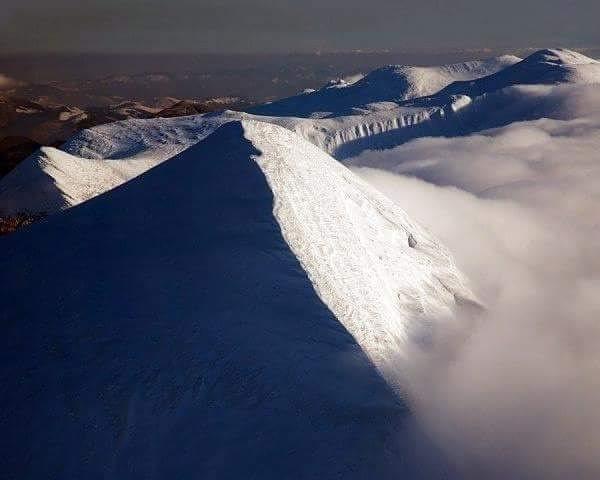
left=2, top=49, right=599, bottom=217
left=250, top=55, right=520, bottom=117
left=435, top=48, right=600, bottom=98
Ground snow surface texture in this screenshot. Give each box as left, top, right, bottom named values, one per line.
left=1, top=49, right=598, bottom=217
left=0, top=120, right=472, bottom=479
left=0, top=147, right=160, bottom=214
left=241, top=121, right=475, bottom=378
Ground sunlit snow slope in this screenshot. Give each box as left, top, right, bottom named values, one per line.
left=0, top=120, right=473, bottom=479
left=249, top=55, right=519, bottom=117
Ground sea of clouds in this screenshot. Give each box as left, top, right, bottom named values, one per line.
left=351, top=84, right=600, bottom=479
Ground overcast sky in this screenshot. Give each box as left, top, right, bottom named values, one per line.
left=1, top=0, right=599, bottom=54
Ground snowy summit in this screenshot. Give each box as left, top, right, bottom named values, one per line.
left=0, top=120, right=474, bottom=478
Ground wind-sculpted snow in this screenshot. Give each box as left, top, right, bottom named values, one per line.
left=0, top=120, right=473, bottom=479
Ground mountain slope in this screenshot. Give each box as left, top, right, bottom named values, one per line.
left=0, top=113, right=233, bottom=215
left=0, top=120, right=473, bottom=479
left=433, top=48, right=600, bottom=99
left=250, top=55, right=520, bottom=118
left=0, top=146, right=158, bottom=214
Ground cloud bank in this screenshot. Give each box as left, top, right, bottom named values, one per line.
left=351, top=84, right=600, bottom=479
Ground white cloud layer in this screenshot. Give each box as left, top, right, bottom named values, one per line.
left=351, top=84, right=600, bottom=479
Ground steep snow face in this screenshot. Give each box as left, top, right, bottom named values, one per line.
left=0, top=120, right=471, bottom=479
left=250, top=56, right=520, bottom=118
left=244, top=121, right=476, bottom=376
left=436, top=48, right=600, bottom=98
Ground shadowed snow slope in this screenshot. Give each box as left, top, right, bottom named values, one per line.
left=249, top=56, right=519, bottom=118
left=0, top=120, right=473, bottom=479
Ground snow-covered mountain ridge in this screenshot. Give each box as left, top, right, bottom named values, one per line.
left=0, top=119, right=474, bottom=478
left=243, top=120, right=476, bottom=373
left=1, top=49, right=598, bottom=217
left=250, top=55, right=520, bottom=117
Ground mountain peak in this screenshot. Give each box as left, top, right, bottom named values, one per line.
left=522, top=48, right=598, bottom=66
left=249, top=56, right=518, bottom=118
left=0, top=117, right=475, bottom=477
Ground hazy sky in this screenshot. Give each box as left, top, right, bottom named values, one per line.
left=1, top=0, right=599, bottom=54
